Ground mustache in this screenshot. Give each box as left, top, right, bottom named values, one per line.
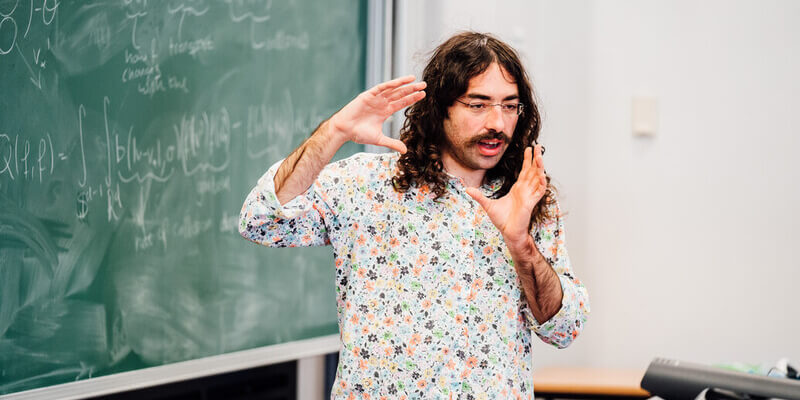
left=467, top=130, right=511, bottom=146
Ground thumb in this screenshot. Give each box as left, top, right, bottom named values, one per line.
left=465, top=187, right=490, bottom=211
left=375, top=135, right=408, bottom=154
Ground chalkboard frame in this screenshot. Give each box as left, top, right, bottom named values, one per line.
left=3, top=336, right=340, bottom=400
left=0, top=0, right=390, bottom=398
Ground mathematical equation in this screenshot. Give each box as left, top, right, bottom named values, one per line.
left=1, top=1, right=309, bottom=95
left=0, top=0, right=59, bottom=90
left=0, top=132, right=58, bottom=183
left=0, top=0, right=353, bottom=255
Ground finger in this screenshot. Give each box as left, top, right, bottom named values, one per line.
left=534, top=144, right=544, bottom=169
left=386, top=81, right=427, bottom=102
left=369, top=75, right=416, bottom=96
left=527, top=145, right=544, bottom=183
left=534, top=173, right=548, bottom=200
left=375, top=135, right=408, bottom=154
left=389, top=90, right=426, bottom=112
left=532, top=176, right=542, bottom=192
left=520, top=146, right=534, bottom=181
left=465, top=187, right=491, bottom=211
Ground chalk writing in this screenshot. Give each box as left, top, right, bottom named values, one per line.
left=87, top=12, right=112, bottom=51
left=125, top=11, right=147, bottom=50
left=14, top=42, right=41, bottom=89
left=99, top=97, right=125, bottom=221
left=167, top=1, right=209, bottom=41
left=0, top=132, right=56, bottom=183
left=174, top=108, right=231, bottom=176
left=124, top=48, right=151, bottom=65
left=106, top=182, right=123, bottom=222
left=245, top=92, right=328, bottom=160
left=218, top=211, right=239, bottom=233
left=134, top=220, right=168, bottom=252
left=76, top=183, right=108, bottom=220
left=0, top=133, right=14, bottom=180
left=224, top=0, right=305, bottom=51
left=132, top=69, right=190, bottom=97
left=122, top=0, right=150, bottom=8
left=121, top=45, right=190, bottom=97
left=137, top=70, right=165, bottom=96
left=253, top=30, right=309, bottom=51
left=224, top=0, right=271, bottom=23
left=71, top=98, right=240, bottom=222
left=77, top=105, right=88, bottom=187
left=167, top=75, right=189, bottom=93
left=175, top=214, right=212, bottom=239
left=2, top=1, right=55, bottom=90
left=1, top=0, right=58, bottom=60
left=196, top=174, right=230, bottom=195
left=115, top=127, right=175, bottom=184
left=77, top=181, right=124, bottom=222
left=41, top=0, right=58, bottom=25
left=76, top=188, right=91, bottom=220
left=0, top=10, right=17, bottom=55
left=167, top=36, right=213, bottom=57
left=121, top=62, right=160, bottom=83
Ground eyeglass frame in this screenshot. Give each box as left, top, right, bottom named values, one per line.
left=454, top=99, right=525, bottom=116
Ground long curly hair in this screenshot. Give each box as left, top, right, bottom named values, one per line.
left=392, top=31, right=556, bottom=225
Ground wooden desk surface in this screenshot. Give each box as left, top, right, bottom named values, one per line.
left=533, top=367, right=650, bottom=397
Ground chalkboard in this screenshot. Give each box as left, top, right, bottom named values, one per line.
left=0, top=0, right=368, bottom=395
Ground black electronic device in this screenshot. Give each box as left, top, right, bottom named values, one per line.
left=641, top=358, right=800, bottom=400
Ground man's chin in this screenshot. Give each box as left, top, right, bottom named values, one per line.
left=471, top=153, right=505, bottom=171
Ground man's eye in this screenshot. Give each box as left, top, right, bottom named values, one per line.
left=468, top=103, right=487, bottom=110
left=502, top=104, right=519, bottom=112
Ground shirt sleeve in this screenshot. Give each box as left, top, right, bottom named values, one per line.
left=238, top=159, right=336, bottom=248
left=524, top=200, right=590, bottom=349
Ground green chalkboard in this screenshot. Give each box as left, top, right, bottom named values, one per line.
left=0, top=0, right=367, bottom=395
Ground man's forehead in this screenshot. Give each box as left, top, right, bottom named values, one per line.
left=463, top=64, right=519, bottom=100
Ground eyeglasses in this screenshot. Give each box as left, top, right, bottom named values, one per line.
left=455, top=99, right=524, bottom=116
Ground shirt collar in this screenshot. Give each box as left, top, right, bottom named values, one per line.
left=444, top=170, right=505, bottom=197
left=481, top=175, right=505, bottom=197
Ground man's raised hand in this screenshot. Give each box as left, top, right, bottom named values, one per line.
left=466, top=145, right=548, bottom=251
left=329, top=75, right=426, bottom=154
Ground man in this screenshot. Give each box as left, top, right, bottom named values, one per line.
left=240, top=32, right=589, bottom=399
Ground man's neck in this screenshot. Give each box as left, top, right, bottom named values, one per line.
left=441, top=153, right=486, bottom=188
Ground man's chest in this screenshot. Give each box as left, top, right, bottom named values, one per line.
left=331, top=181, right=524, bottom=311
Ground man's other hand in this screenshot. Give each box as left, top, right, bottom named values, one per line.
left=466, top=145, right=547, bottom=252
left=329, top=75, right=426, bottom=154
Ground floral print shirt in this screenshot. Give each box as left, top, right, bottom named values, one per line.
left=239, top=152, right=589, bottom=399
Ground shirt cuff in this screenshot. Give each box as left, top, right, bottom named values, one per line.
left=254, top=158, right=316, bottom=220
left=528, top=274, right=578, bottom=332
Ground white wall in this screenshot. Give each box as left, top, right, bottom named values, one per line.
left=395, top=0, right=800, bottom=370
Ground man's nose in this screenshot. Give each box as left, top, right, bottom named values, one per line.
left=484, top=105, right=505, bottom=132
